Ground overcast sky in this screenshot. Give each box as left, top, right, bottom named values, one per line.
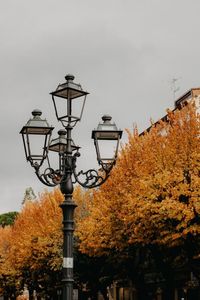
left=1, top=0, right=200, bottom=214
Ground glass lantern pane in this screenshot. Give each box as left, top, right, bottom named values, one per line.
left=27, top=134, right=48, bottom=161
left=97, top=139, right=118, bottom=162
left=53, top=96, right=85, bottom=122
left=46, top=148, right=63, bottom=174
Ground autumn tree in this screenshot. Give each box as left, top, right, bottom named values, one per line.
left=76, top=102, right=200, bottom=294
left=0, top=188, right=63, bottom=298
left=1, top=102, right=199, bottom=297
left=0, top=186, right=95, bottom=298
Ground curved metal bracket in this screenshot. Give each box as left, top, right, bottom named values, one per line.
left=31, top=151, right=115, bottom=189
left=73, top=160, right=114, bottom=189
left=33, top=163, right=62, bottom=187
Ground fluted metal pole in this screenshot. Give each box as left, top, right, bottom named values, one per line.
left=60, top=125, right=76, bottom=300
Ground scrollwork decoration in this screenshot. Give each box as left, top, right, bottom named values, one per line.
left=73, top=163, right=114, bottom=189
left=34, top=167, right=62, bottom=187
left=32, top=152, right=114, bottom=189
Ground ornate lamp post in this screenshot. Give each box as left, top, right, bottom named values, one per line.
left=20, top=74, right=123, bottom=300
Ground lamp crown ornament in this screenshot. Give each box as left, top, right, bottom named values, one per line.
left=32, top=109, right=42, bottom=117
left=58, top=129, right=67, bottom=136
left=102, top=114, right=112, bottom=122
left=65, top=74, right=75, bottom=81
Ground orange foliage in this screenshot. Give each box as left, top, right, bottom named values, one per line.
left=16, top=296, right=28, bottom=300
left=0, top=226, right=15, bottom=276
left=0, top=185, right=93, bottom=294
left=10, top=188, right=63, bottom=272
left=76, top=102, right=200, bottom=255
left=0, top=188, right=64, bottom=295
left=1, top=103, right=199, bottom=292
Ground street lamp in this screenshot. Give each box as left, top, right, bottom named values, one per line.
left=20, top=74, right=123, bottom=300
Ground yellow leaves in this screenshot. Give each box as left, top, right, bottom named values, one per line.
left=77, top=102, right=200, bottom=255
left=0, top=226, right=15, bottom=276
left=0, top=188, right=64, bottom=284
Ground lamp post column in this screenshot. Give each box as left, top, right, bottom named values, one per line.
left=60, top=125, right=77, bottom=300
left=20, top=74, right=123, bottom=300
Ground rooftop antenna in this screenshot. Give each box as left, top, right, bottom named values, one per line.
left=171, top=77, right=181, bottom=101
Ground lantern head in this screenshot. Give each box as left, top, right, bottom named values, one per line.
left=20, top=109, right=54, bottom=167
left=50, top=74, right=89, bottom=125
left=92, top=115, right=122, bottom=167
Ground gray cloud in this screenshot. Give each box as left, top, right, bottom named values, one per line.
left=1, top=0, right=200, bottom=213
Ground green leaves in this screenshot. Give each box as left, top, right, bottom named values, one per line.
left=0, top=211, right=18, bottom=227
